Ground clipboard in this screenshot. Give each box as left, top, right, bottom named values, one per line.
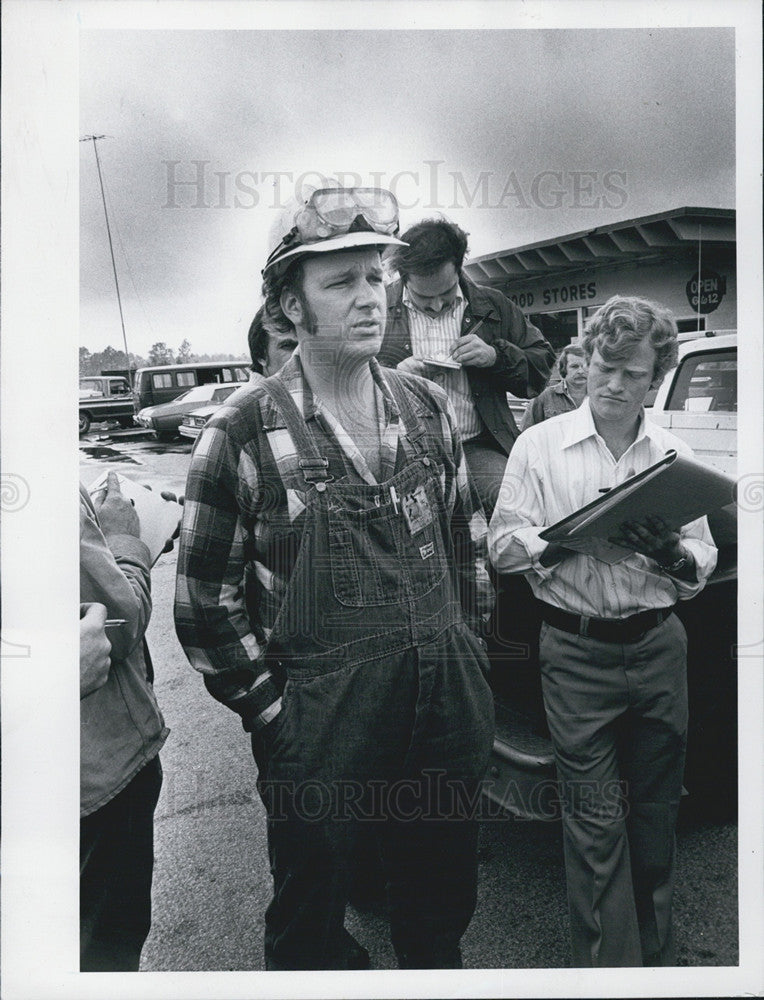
left=420, top=356, right=461, bottom=370
left=88, top=472, right=183, bottom=566
left=540, top=449, right=736, bottom=546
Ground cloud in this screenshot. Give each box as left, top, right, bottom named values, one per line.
left=80, top=27, right=735, bottom=354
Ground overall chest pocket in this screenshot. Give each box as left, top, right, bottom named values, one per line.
left=327, top=480, right=449, bottom=607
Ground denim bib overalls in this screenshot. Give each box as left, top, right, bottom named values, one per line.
left=253, top=371, right=494, bottom=969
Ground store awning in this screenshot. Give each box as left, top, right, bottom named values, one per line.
left=464, top=207, right=735, bottom=287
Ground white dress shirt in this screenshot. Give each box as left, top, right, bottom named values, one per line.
left=402, top=286, right=483, bottom=441
left=488, top=398, right=718, bottom=619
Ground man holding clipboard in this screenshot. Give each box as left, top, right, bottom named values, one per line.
left=488, top=296, right=718, bottom=967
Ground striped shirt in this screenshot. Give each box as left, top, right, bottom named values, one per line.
left=488, top=398, right=717, bottom=619
left=402, top=286, right=483, bottom=441
left=174, top=349, right=494, bottom=732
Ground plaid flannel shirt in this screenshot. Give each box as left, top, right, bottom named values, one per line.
left=174, top=350, right=494, bottom=732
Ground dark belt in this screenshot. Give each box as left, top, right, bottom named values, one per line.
left=539, top=602, right=676, bottom=644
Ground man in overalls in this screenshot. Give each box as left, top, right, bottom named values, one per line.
left=174, top=183, right=495, bottom=970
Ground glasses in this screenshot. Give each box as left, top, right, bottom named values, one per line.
left=266, top=187, right=400, bottom=268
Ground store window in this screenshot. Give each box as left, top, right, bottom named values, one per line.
left=528, top=310, right=580, bottom=353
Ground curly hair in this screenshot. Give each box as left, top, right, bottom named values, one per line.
left=261, top=258, right=306, bottom=334
left=246, top=307, right=269, bottom=374
left=582, top=295, right=678, bottom=385
left=389, top=218, right=469, bottom=279
left=558, top=343, right=585, bottom=379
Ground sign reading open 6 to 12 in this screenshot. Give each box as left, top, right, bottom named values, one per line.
left=686, top=269, right=726, bottom=314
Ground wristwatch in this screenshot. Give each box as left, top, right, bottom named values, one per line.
left=661, top=552, right=689, bottom=574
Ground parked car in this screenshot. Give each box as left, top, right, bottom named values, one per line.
left=178, top=404, right=219, bottom=441
left=486, top=334, right=738, bottom=821
left=648, top=332, right=737, bottom=475
left=178, top=380, right=260, bottom=441
left=133, top=361, right=250, bottom=411
left=79, top=375, right=135, bottom=436
left=136, top=383, right=240, bottom=440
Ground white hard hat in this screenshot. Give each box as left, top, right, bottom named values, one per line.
left=263, top=180, right=406, bottom=274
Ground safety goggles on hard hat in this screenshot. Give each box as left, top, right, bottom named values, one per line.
left=263, top=187, right=403, bottom=273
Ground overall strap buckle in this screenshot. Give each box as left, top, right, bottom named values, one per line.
left=404, top=424, right=429, bottom=458
left=384, top=372, right=432, bottom=461
left=298, top=457, right=333, bottom=492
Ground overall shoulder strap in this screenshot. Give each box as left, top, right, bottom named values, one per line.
left=383, top=371, right=434, bottom=460
left=260, top=375, right=332, bottom=490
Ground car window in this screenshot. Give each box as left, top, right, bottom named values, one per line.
left=666, top=350, right=737, bottom=412
left=643, top=386, right=659, bottom=408
left=212, top=385, right=238, bottom=402
left=152, top=373, right=174, bottom=389
left=218, top=366, right=250, bottom=383
left=180, top=385, right=214, bottom=403
left=177, top=371, right=197, bottom=387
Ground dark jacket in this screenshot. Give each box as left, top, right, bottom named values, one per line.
left=378, top=274, right=554, bottom=455
left=520, top=381, right=579, bottom=431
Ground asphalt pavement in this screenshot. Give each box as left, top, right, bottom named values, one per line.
left=79, top=428, right=740, bottom=971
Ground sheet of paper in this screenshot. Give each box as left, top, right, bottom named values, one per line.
left=88, top=473, right=183, bottom=565
left=420, top=355, right=461, bottom=370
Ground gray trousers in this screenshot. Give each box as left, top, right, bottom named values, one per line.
left=539, top=614, right=688, bottom=967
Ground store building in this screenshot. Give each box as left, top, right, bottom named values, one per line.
left=464, top=207, right=735, bottom=352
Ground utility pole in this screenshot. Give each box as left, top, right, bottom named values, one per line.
left=80, top=134, right=131, bottom=378
left=696, top=224, right=703, bottom=335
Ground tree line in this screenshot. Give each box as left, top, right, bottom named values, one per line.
left=79, top=340, right=247, bottom=376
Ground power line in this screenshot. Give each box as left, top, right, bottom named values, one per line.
left=97, top=152, right=157, bottom=346
left=80, top=135, right=131, bottom=368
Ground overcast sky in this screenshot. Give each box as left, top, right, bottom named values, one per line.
left=80, top=27, right=735, bottom=358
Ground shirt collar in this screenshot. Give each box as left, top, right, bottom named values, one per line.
left=368, top=357, right=398, bottom=422
left=264, top=345, right=401, bottom=425
left=562, top=397, right=655, bottom=450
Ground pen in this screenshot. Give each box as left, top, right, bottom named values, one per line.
left=449, top=316, right=488, bottom=361
left=104, top=619, right=127, bottom=628
left=467, top=316, right=488, bottom=337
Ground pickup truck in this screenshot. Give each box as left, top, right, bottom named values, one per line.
left=79, top=375, right=136, bottom=436
left=486, top=334, right=738, bottom=820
